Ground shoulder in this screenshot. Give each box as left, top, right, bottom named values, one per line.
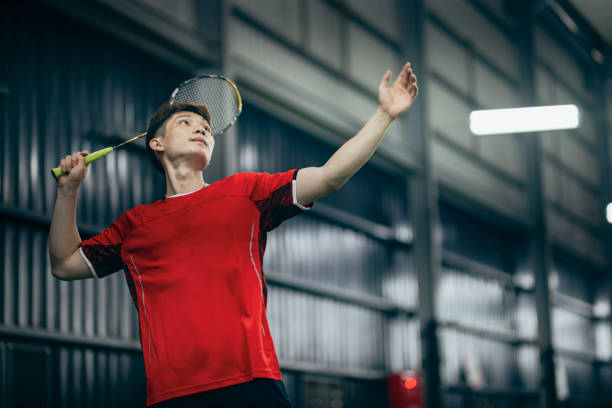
left=232, top=170, right=297, bottom=184
left=115, top=205, right=145, bottom=230
left=217, top=172, right=264, bottom=191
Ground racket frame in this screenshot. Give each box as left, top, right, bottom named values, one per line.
left=169, top=74, right=243, bottom=138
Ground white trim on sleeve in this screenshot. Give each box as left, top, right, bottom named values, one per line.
left=292, top=179, right=312, bottom=211
left=79, top=246, right=100, bottom=279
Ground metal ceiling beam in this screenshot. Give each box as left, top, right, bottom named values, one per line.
left=529, top=0, right=610, bottom=80
left=41, top=0, right=218, bottom=73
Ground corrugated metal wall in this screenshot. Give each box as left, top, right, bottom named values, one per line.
left=1, top=3, right=190, bottom=407
left=2, top=0, right=612, bottom=407
left=423, top=0, right=612, bottom=406
left=533, top=8, right=612, bottom=405
left=437, top=203, right=539, bottom=405
left=425, top=0, right=527, bottom=221
left=550, top=252, right=610, bottom=400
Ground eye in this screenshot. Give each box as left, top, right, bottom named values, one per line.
left=180, top=119, right=190, bottom=125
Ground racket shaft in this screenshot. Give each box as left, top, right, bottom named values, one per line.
left=51, top=147, right=114, bottom=179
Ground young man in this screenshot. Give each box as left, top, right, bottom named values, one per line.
left=48, top=63, right=418, bottom=407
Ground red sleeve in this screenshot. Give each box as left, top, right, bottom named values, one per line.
left=244, top=169, right=312, bottom=232
left=79, top=209, right=138, bottom=278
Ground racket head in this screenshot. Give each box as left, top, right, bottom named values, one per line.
left=169, top=75, right=242, bottom=138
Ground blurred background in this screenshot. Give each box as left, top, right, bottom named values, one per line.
left=1, top=0, right=612, bottom=407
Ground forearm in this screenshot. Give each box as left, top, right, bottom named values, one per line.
left=322, top=106, right=393, bottom=188
left=48, top=187, right=82, bottom=269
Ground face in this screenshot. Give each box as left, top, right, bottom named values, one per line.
left=150, top=111, right=215, bottom=171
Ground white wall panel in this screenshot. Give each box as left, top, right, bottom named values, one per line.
left=536, top=66, right=556, bottom=105
left=576, top=106, right=597, bottom=146
left=427, top=80, right=473, bottom=150
left=478, top=0, right=513, bottom=25
left=536, top=68, right=564, bottom=155
left=551, top=76, right=576, bottom=105
left=559, top=133, right=599, bottom=186
left=560, top=175, right=600, bottom=227
left=542, top=160, right=562, bottom=203
left=425, top=0, right=519, bottom=79
left=387, top=317, right=420, bottom=371
left=439, top=328, right=522, bottom=388
left=267, top=287, right=386, bottom=369
left=534, top=26, right=591, bottom=103
left=517, top=346, right=540, bottom=388
left=138, top=0, right=199, bottom=30
left=474, top=62, right=517, bottom=108
left=425, top=21, right=470, bottom=95
left=437, top=269, right=514, bottom=333
left=432, top=138, right=527, bottom=218
left=479, top=135, right=526, bottom=180
left=307, top=0, right=343, bottom=70
left=233, top=0, right=301, bottom=44
left=473, top=62, right=525, bottom=180
left=541, top=132, right=559, bottom=156
left=230, top=19, right=373, bottom=127
left=516, top=294, right=538, bottom=340
left=347, top=22, right=401, bottom=94
left=345, top=0, right=400, bottom=41
left=552, top=308, right=595, bottom=353
left=547, top=210, right=605, bottom=265
left=595, top=321, right=612, bottom=361
left=381, top=250, right=417, bottom=308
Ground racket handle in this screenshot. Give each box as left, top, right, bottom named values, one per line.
left=50, top=147, right=115, bottom=180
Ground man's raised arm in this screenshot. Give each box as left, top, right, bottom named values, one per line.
left=296, top=62, right=418, bottom=206
left=48, top=151, right=94, bottom=280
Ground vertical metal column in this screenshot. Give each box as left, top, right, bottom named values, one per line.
left=512, top=1, right=557, bottom=407
left=399, top=1, right=441, bottom=407
left=220, top=0, right=239, bottom=178
left=593, top=68, right=612, bottom=399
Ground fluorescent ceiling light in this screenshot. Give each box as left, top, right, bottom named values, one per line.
left=470, top=104, right=580, bottom=136
left=606, top=203, right=612, bottom=224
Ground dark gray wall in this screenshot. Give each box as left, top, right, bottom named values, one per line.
left=1, top=0, right=612, bottom=407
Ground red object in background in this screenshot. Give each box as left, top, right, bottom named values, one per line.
left=388, top=371, right=424, bottom=408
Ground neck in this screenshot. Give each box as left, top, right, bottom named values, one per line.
left=164, top=165, right=207, bottom=197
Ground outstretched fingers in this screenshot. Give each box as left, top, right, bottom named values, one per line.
left=394, top=62, right=412, bottom=87
left=404, top=65, right=418, bottom=99
left=379, top=70, right=392, bottom=90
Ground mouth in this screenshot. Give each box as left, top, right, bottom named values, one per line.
left=190, top=137, right=209, bottom=148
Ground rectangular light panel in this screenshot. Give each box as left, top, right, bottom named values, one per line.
left=470, top=104, right=580, bottom=135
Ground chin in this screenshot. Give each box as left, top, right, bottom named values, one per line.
left=192, top=149, right=212, bottom=168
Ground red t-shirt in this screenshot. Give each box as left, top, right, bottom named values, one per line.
left=80, top=170, right=311, bottom=406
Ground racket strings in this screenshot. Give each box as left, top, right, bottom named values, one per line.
left=172, top=77, right=241, bottom=137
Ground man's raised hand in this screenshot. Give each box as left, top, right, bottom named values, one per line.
left=378, top=62, right=419, bottom=120
left=56, top=151, right=90, bottom=191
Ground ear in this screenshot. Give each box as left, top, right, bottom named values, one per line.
left=149, top=137, right=165, bottom=153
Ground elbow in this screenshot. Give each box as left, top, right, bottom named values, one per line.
left=326, top=178, right=345, bottom=192
left=50, top=264, right=67, bottom=280
left=49, top=253, right=67, bottom=280
left=321, top=169, right=345, bottom=192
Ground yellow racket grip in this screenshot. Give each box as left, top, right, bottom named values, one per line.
left=50, top=147, right=114, bottom=180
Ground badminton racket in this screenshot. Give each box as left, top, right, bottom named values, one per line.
left=51, top=74, right=242, bottom=179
